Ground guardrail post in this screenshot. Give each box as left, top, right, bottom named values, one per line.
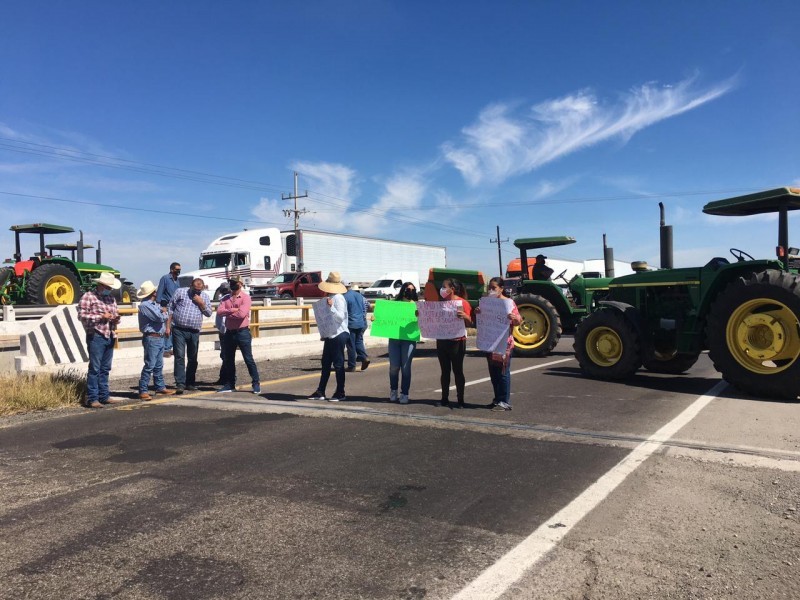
left=2, top=304, right=15, bottom=322
left=265, top=298, right=272, bottom=307
left=251, top=305, right=260, bottom=338
left=302, top=305, right=310, bottom=334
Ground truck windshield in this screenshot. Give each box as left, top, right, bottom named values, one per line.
left=370, top=279, right=393, bottom=288
left=199, top=253, right=230, bottom=269
left=270, top=273, right=298, bottom=284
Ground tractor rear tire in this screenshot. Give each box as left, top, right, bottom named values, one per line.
left=707, top=270, right=800, bottom=400
left=574, top=309, right=642, bottom=379
left=642, top=351, right=700, bottom=374
left=25, top=264, right=81, bottom=305
left=113, top=281, right=137, bottom=304
left=513, top=294, right=562, bottom=357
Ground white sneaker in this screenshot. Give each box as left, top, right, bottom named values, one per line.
left=399, top=393, right=409, bottom=404
left=389, top=389, right=398, bottom=403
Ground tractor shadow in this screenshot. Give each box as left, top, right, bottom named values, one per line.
left=543, top=366, right=799, bottom=404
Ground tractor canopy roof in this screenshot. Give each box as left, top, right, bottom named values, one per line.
left=702, top=187, right=800, bottom=216
left=10, top=223, right=75, bottom=235
left=513, top=236, right=576, bottom=251
left=46, top=243, right=94, bottom=251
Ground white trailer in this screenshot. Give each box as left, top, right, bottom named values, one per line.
left=282, top=229, right=446, bottom=284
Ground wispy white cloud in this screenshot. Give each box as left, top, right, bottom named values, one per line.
left=251, top=161, right=358, bottom=231
left=350, top=170, right=427, bottom=234
left=442, top=75, right=736, bottom=187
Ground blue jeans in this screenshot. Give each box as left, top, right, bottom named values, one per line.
left=172, top=326, right=199, bottom=387
left=86, top=334, right=115, bottom=403
left=317, top=331, right=348, bottom=396
left=222, top=328, right=260, bottom=387
left=487, top=353, right=513, bottom=406
left=346, top=327, right=368, bottom=368
left=388, top=339, right=416, bottom=395
left=139, top=336, right=166, bottom=393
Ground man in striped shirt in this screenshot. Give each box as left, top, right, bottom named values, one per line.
left=168, top=278, right=213, bottom=394
left=77, top=272, right=122, bottom=408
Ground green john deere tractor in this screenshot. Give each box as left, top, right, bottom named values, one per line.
left=510, top=237, right=615, bottom=357
left=0, top=223, right=136, bottom=305
left=574, top=187, right=800, bottom=400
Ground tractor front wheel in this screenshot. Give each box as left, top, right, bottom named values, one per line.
left=707, top=270, right=800, bottom=400
left=114, top=282, right=137, bottom=304
left=25, top=264, right=81, bottom=305
left=574, top=309, right=642, bottom=379
left=513, top=294, right=562, bottom=357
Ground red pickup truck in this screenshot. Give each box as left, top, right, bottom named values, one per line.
left=251, top=271, right=326, bottom=299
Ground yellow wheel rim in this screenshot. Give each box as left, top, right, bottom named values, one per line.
left=44, top=275, right=75, bottom=304
left=515, top=303, right=550, bottom=349
left=585, top=326, right=623, bottom=366
left=121, top=289, right=131, bottom=303
left=726, top=298, right=800, bottom=374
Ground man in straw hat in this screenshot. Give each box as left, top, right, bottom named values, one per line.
left=136, top=280, right=176, bottom=401
left=78, top=272, right=123, bottom=408
left=308, top=271, right=349, bottom=402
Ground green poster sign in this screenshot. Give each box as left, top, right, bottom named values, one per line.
left=370, top=299, right=420, bottom=341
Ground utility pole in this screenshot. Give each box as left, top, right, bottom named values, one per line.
left=282, top=171, right=309, bottom=271
left=490, top=225, right=508, bottom=277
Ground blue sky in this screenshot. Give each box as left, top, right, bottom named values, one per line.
left=1, top=1, right=798, bottom=286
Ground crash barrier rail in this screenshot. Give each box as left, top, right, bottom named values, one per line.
left=0, top=297, right=318, bottom=322
left=112, top=302, right=315, bottom=347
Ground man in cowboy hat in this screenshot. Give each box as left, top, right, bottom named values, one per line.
left=308, top=271, right=349, bottom=402
left=136, top=280, right=176, bottom=401
left=342, top=280, right=370, bottom=372
left=78, top=272, right=123, bottom=408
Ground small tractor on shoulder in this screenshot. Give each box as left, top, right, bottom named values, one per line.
left=509, top=237, right=616, bottom=357
left=0, top=223, right=136, bottom=306
left=574, top=187, right=800, bottom=401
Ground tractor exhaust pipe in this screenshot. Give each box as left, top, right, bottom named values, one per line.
left=603, top=233, right=615, bottom=277
left=77, top=230, right=85, bottom=262
left=659, top=202, right=673, bottom=269
left=96, top=240, right=102, bottom=265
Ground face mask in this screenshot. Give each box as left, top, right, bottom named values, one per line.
left=440, top=287, right=450, bottom=299
left=405, top=289, right=416, bottom=299
left=101, top=289, right=112, bottom=297
left=489, top=288, right=502, bottom=297
left=230, top=283, right=240, bottom=291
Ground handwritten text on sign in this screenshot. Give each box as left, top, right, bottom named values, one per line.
left=313, top=299, right=340, bottom=338
left=476, top=296, right=516, bottom=353
left=417, top=300, right=466, bottom=339
left=370, top=300, right=420, bottom=341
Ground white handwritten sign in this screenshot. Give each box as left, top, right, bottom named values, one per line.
left=313, top=299, right=340, bottom=338
left=476, top=296, right=515, bottom=353
left=417, top=300, right=466, bottom=339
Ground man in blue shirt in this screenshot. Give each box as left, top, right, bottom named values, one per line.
left=343, top=281, right=370, bottom=372
left=156, top=262, right=181, bottom=356
left=168, top=277, right=212, bottom=394
left=137, top=280, right=176, bottom=401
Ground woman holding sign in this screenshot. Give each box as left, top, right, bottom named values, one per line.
left=476, top=277, right=521, bottom=411
left=388, top=282, right=419, bottom=404
left=435, top=278, right=473, bottom=408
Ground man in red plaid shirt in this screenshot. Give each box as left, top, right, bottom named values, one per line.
left=78, top=272, right=122, bottom=408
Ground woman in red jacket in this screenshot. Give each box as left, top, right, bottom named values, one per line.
left=435, top=278, right=473, bottom=408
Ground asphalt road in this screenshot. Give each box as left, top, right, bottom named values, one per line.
left=2, top=338, right=799, bottom=599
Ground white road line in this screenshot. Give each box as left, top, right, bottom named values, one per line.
left=450, top=379, right=728, bottom=600
left=436, top=357, right=574, bottom=392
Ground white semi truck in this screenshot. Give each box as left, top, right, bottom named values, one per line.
left=181, top=228, right=447, bottom=299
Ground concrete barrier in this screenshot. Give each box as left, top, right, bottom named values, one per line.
left=16, top=304, right=89, bottom=372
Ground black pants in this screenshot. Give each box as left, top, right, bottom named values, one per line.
left=437, top=339, right=466, bottom=403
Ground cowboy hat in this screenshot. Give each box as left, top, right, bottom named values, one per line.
left=318, top=271, right=347, bottom=294
left=136, top=280, right=157, bottom=299
left=351, top=284, right=360, bottom=291
left=93, top=271, right=122, bottom=290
